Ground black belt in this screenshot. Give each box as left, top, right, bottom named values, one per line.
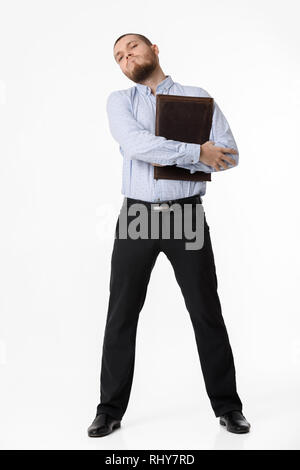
left=125, top=194, right=202, bottom=211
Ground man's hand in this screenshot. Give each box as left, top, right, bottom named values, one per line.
left=151, top=163, right=164, bottom=167
left=199, top=141, right=237, bottom=171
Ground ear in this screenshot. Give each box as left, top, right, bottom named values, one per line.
left=152, top=44, right=159, bottom=55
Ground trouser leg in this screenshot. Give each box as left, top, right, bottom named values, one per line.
left=96, top=216, right=160, bottom=420
left=161, top=209, right=243, bottom=417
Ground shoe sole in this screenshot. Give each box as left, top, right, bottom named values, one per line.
left=88, top=422, right=121, bottom=438
left=220, top=419, right=250, bottom=434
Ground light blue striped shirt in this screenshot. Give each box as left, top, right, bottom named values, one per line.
left=106, top=74, right=239, bottom=202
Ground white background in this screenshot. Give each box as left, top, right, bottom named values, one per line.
left=1, top=0, right=300, bottom=450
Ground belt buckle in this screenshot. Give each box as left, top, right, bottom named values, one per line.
left=152, top=201, right=171, bottom=211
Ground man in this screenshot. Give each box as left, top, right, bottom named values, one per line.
left=88, top=33, right=250, bottom=437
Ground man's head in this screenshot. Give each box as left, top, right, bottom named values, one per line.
left=113, top=33, right=160, bottom=83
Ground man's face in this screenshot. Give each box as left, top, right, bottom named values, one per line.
left=113, top=35, right=159, bottom=83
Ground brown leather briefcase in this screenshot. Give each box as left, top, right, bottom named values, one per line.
left=154, top=94, right=214, bottom=182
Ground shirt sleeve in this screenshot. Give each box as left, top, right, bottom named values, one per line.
left=176, top=94, right=239, bottom=174
left=106, top=91, right=201, bottom=166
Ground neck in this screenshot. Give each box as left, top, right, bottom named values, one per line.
left=139, top=68, right=167, bottom=96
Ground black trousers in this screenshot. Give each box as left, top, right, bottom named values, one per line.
left=96, top=195, right=243, bottom=420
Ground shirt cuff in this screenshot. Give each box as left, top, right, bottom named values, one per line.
left=176, top=142, right=200, bottom=165
left=185, top=142, right=201, bottom=164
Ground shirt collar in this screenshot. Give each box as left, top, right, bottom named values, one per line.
left=136, top=75, right=174, bottom=96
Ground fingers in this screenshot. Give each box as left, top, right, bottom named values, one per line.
left=213, top=154, right=236, bottom=171
left=221, top=154, right=237, bottom=165
left=217, top=160, right=228, bottom=170
left=212, top=162, right=222, bottom=171
left=224, top=148, right=237, bottom=154
left=216, top=146, right=238, bottom=154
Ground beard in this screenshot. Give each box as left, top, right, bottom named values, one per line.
left=125, top=52, right=158, bottom=83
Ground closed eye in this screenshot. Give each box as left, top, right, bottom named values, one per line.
left=119, top=44, right=137, bottom=62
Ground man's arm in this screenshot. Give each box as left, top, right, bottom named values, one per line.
left=106, top=91, right=201, bottom=166
left=176, top=98, right=239, bottom=174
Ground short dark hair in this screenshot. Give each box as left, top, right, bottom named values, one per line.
left=113, top=33, right=152, bottom=49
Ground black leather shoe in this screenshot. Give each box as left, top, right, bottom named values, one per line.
left=87, top=413, right=121, bottom=437
left=219, top=410, right=250, bottom=434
